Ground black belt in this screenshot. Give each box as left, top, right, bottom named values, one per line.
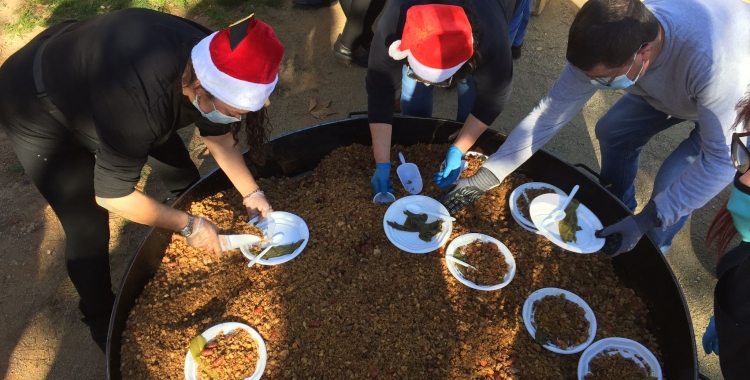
left=33, top=22, right=76, bottom=128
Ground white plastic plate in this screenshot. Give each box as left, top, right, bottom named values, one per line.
left=184, top=322, right=267, bottom=380
left=509, top=182, right=566, bottom=233
left=444, top=233, right=516, bottom=291
left=240, top=211, right=309, bottom=265
left=383, top=195, right=453, bottom=254
left=577, top=337, right=662, bottom=380
left=522, top=287, right=597, bottom=354
left=529, top=193, right=605, bottom=253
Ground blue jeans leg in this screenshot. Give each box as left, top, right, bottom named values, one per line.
left=456, top=77, right=477, bottom=123
left=647, top=125, right=702, bottom=253
left=400, top=64, right=434, bottom=118
left=509, top=0, right=532, bottom=47
left=596, top=94, right=685, bottom=212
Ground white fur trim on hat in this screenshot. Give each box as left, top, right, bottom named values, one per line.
left=388, top=40, right=410, bottom=61
left=407, top=55, right=466, bottom=84
left=191, top=32, right=278, bottom=112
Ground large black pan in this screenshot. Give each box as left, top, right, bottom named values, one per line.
left=107, top=116, right=698, bottom=379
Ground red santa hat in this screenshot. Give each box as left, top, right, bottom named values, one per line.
left=389, top=4, right=473, bottom=84
left=191, top=15, right=284, bottom=112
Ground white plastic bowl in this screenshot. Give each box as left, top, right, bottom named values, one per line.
left=509, top=182, right=566, bottom=233
left=522, top=288, right=597, bottom=354
left=240, top=211, right=309, bottom=265
left=184, top=322, right=267, bottom=380
left=444, top=233, right=516, bottom=291
left=577, top=337, right=662, bottom=380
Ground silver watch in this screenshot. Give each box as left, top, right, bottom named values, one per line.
left=178, top=214, right=195, bottom=238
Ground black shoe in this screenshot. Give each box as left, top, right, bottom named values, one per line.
left=293, top=0, right=338, bottom=8
left=81, top=316, right=110, bottom=352
left=511, top=43, right=523, bottom=60
left=333, top=36, right=369, bottom=67
left=78, top=297, right=114, bottom=352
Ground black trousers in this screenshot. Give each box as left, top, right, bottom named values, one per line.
left=715, top=241, right=750, bottom=379
left=0, top=26, right=199, bottom=323
left=339, top=0, right=387, bottom=49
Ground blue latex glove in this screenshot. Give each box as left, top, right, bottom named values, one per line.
left=702, top=316, right=719, bottom=355
left=371, top=163, right=394, bottom=195
left=433, top=146, right=464, bottom=188
left=595, top=201, right=661, bottom=257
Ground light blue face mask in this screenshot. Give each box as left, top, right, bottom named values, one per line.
left=727, top=178, right=750, bottom=242
left=192, top=95, right=242, bottom=124
left=590, top=47, right=646, bottom=91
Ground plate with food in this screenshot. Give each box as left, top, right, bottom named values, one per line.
left=184, top=322, right=267, bottom=380
left=577, top=337, right=662, bottom=380
left=529, top=193, right=605, bottom=253
left=444, top=233, right=516, bottom=291
left=509, top=182, right=566, bottom=233
left=383, top=195, right=453, bottom=253
left=522, top=288, right=597, bottom=354
left=438, top=151, right=489, bottom=185
left=240, top=211, right=309, bottom=265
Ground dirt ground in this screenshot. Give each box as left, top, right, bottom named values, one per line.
left=0, top=0, right=725, bottom=379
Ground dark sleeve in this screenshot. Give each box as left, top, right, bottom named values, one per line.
left=366, top=0, right=415, bottom=125
left=470, top=21, right=514, bottom=126
left=195, top=117, right=231, bottom=137
left=90, top=82, right=156, bottom=198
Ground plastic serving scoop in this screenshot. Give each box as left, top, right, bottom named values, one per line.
left=373, top=192, right=396, bottom=205
left=541, top=185, right=579, bottom=230
left=405, top=203, right=456, bottom=221
left=396, top=152, right=423, bottom=194
left=219, top=234, right=262, bottom=251
left=255, top=215, right=276, bottom=247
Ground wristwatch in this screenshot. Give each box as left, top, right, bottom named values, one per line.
left=178, top=214, right=196, bottom=238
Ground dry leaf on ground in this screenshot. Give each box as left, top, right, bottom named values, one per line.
left=308, top=96, right=337, bottom=119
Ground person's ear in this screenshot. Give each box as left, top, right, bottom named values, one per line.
left=639, top=44, right=653, bottom=62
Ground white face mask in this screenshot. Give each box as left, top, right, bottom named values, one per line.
left=590, top=46, right=646, bottom=91
left=192, top=95, right=242, bottom=124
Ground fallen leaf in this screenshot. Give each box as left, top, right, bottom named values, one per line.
left=309, top=97, right=337, bottom=119
left=308, top=96, right=317, bottom=112
left=311, top=108, right=337, bottom=119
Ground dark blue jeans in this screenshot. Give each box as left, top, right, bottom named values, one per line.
left=596, top=94, right=701, bottom=253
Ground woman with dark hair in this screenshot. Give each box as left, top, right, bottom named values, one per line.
left=0, top=9, right=283, bottom=350
left=366, top=0, right=520, bottom=196
left=702, top=94, right=750, bottom=379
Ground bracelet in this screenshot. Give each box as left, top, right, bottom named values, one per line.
left=178, top=214, right=195, bottom=238
left=244, top=188, right=265, bottom=200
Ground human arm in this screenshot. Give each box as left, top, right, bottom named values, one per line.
left=96, top=191, right=222, bottom=253
left=434, top=116, right=489, bottom=187
left=201, top=132, right=271, bottom=218
left=480, top=64, right=597, bottom=182
left=369, top=123, right=395, bottom=195
left=440, top=65, right=596, bottom=213
left=649, top=77, right=743, bottom=228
